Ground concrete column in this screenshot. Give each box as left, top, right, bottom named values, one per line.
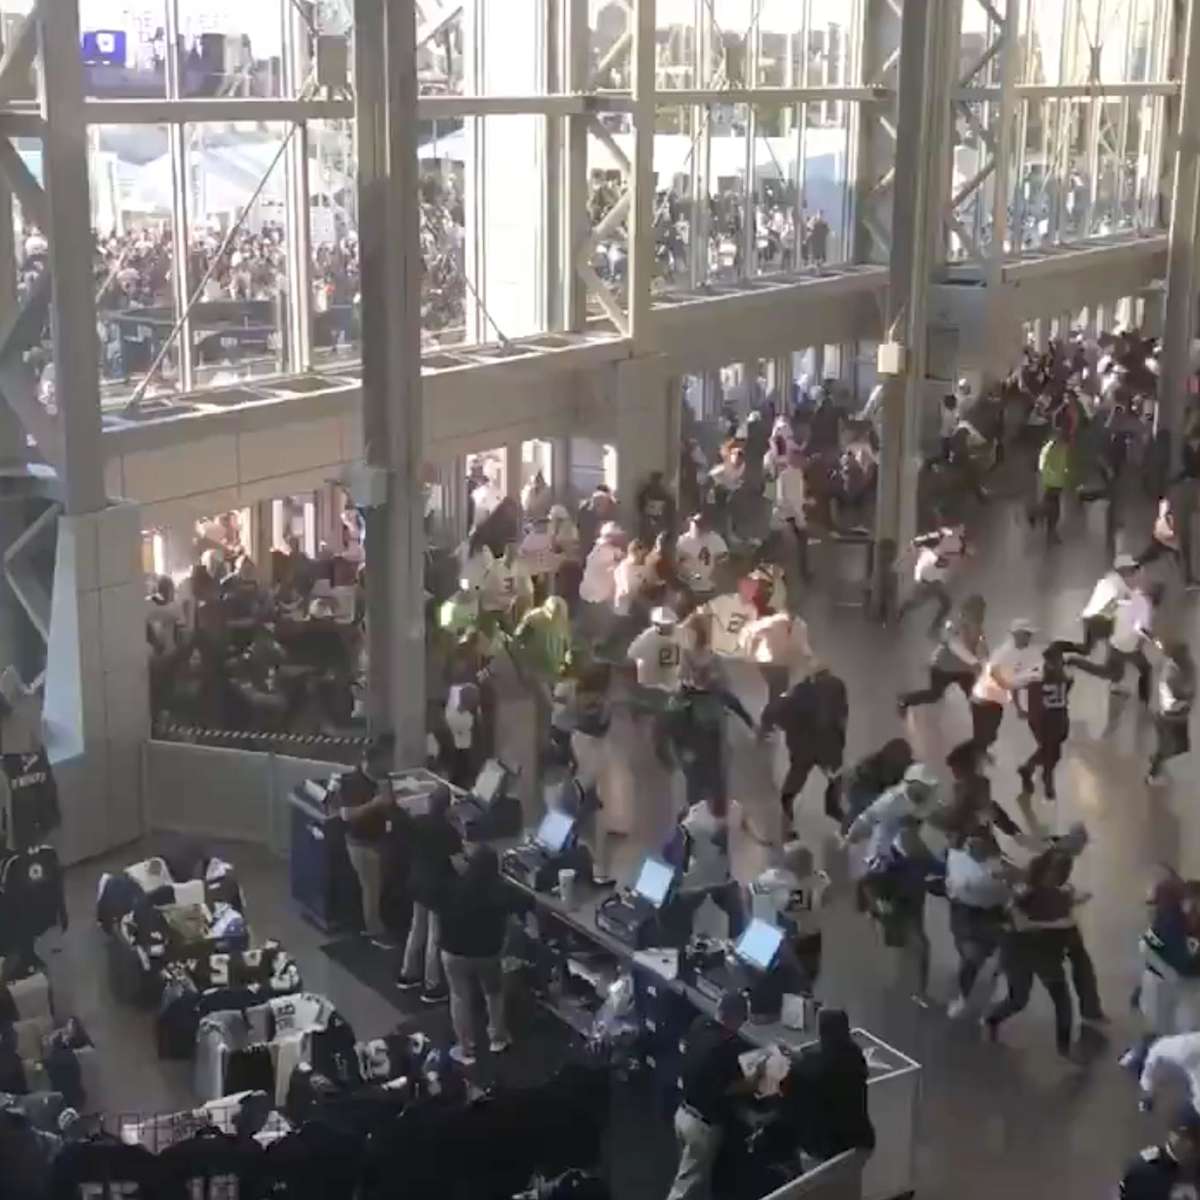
left=35, top=2, right=149, bottom=863
left=873, top=0, right=949, bottom=615
left=357, top=0, right=427, bottom=766
left=550, top=436, right=572, bottom=501
left=615, top=357, right=679, bottom=523
left=44, top=504, right=148, bottom=864
left=506, top=441, right=524, bottom=501
left=1159, top=0, right=1200, bottom=441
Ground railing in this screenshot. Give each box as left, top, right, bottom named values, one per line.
left=761, top=1149, right=868, bottom=1200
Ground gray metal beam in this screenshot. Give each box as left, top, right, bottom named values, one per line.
left=37, top=0, right=104, bottom=514
left=1159, top=0, right=1200, bottom=442
left=355, top=0, right=427, bottom=764
left=627, top=0, right=656, bottom=346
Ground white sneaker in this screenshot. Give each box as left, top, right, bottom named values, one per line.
left=448, top=1044, right=477, bottom=1067
left=489, top=1037, right=512, bottom=1054
left=1118, top=1047, right=1141, bottom=1071
left=946, top=995, right=967, bottom=1019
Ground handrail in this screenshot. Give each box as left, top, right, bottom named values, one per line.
left=759, top=1148, right=868, bottom=1200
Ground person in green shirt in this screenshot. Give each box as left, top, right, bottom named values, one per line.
left=1035, top=425, right=1071, bottom=546
left=511, top=595, right=574, bottom=683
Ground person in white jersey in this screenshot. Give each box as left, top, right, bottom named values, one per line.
left=773, top=446, right=812, bottom=583
left=895, top=523, right=968, bottom=635
left=676, top=512, right=728, bottom=600
left=970, top=618, right=1043, bottom=753
left=627, top=606, right=685, bottom=768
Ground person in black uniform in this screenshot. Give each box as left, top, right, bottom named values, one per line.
left=667, top=991, right=759, bottom=1200
left=1018, top=641, right=1074, bottom=800
left=1119, top=1104, right=1200, bottom=1199
left=336, top=734, right=395, bottom=943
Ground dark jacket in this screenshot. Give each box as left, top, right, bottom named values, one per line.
left=406, top=814, right=462, bottom=908
left=434, top=868, right=514, bottom=958
left=784, top=1041, right=875, bottom=1161
left=762, top=671, right=848, bottom=753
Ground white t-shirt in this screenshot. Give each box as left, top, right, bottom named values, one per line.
left=518, top=529, right=558, bottom=578
left=445, top=689, right=476, bottom=749
left=1111, top=590, right=1152, bottom=653
left=627, top=626, right=684, bottom=690
left=613, top=558, right=654, bottom=615
left=709, top=460, right=745, bottom=494
left=268, top=993, right=334, bottom=1037
left=471, top=482, right=502, bottom=526
left=459, top=544, right=494, bottom=596
left=914, top=531, right=963, bottom=584
left=678, top=802, right=730, bottom=893
left=742, top=612, right=811, bottom=666
left=774, top=466, right=808, bottom=527
left=677, top=529, right=728, bottom=594
left=481, top=556, right=532, bottom=612
left=706, top=593, right=758, bottom=657
left=749, top=866, right=831, bottom=937
left=579, top=542, right=623, bottom=605
left=1082, top=570, right=1130, bottom=620
left=972, top=639, right=1042, bottom=704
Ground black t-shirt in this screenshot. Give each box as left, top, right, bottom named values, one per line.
left=263, top=1121, right=362, bottom=1200
left=159, top=1130, right=265, bottom=1200
left=2, top=750, right=60, bottom=848
left=679, top=1018, right=743, bottom=1125
left=0, top=846, right=66, bottom=949
left=1119, top=1144, right=1200, bottom=1199
left=51, top=1138, right=161, bottom=1200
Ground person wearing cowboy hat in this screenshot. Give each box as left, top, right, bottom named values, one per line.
left=970, top=618, right=1042, bottom=754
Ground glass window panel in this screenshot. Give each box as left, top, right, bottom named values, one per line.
left=79, top=1, right=168, bottom=99
left=184, top=122, right=293, bottom=388
left=706, top=105, right=750, bottom=283
left=418, top=134, right=467, bottom=347
left=417, top=2, right=463, bottom=95
left=91, top=122, right=182, bottom=405
left=177, top=0, right=284, bottom=97
left=472, top=114, right=547, bottom=341
left=591, top=0, right=635, bottom=90
left=307, top=119, right=359, bottom=367
left=750, top=104, right=800, bottom=275
left=800, top=101, right=850, bottom=267
left=420, top=0, right=546, bottom=96
left=652, top=106, right=696, bottom=289
left=585, top=124, right=629, bottom=321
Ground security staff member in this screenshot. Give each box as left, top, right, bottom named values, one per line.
left=667, top=991, right=759, bottom=1200
left=1118, top=1104, right=1200, bottom=1199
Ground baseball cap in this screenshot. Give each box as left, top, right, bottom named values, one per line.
left=903, top=763, right=939, bottom=789
left=1010, top=618, right=1037, bottom=634
left=650, top=606, right=678, bottom=627
left=1114, top=553, right=1138, bottom=571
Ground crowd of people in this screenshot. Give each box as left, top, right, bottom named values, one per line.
left=413, top=321, right=1200, bottom=1198
left=145, top=505, right=367, bottom=737
left=589, top=176, right=836, bottom=291
left=134, top=311, right=1200, bottom=1195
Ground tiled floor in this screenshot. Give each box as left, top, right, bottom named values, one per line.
left=48, top=482, right=1200, bottom=1199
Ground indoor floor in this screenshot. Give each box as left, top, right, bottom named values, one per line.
left=48, top=481, right=1199, bottom=1200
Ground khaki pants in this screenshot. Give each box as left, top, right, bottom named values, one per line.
left=345, top=839, right=385, bottom=937
left=666, top=1106, right=722, bottom=1200
left=402, top=904, right=443, bottom=990
left=441, top=951, right=509, bottom=1057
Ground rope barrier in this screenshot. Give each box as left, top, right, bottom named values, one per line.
left=154, top=722, right=371, bottom=751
